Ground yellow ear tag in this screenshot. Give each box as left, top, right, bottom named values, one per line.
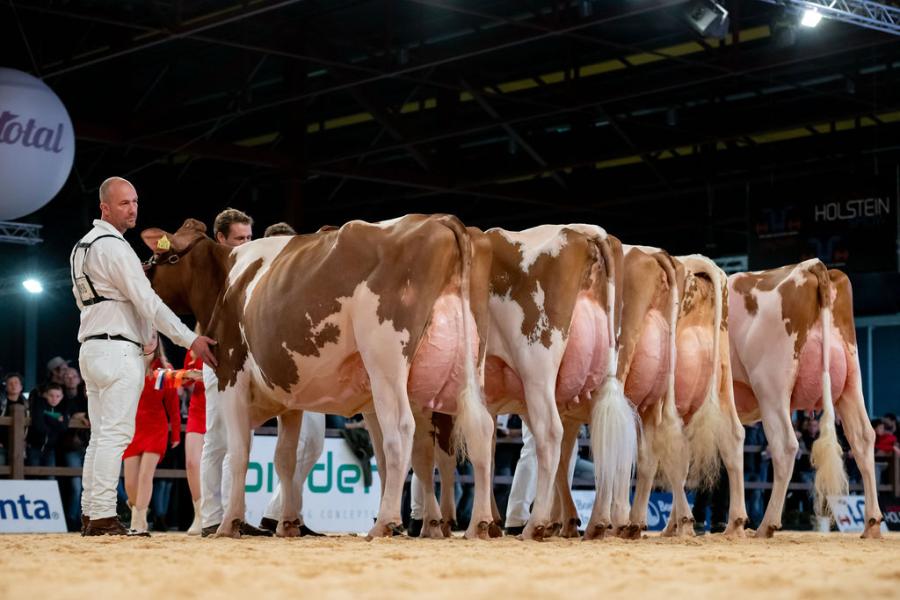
left=156, top=235, right=171, bottom=251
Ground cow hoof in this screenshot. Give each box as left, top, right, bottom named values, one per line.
left=617, top=523, right=643, bottom=540
left=277, top=519, right=301, bottom=538
left=440, top=519, right=454, bottom=538
left=523, top=524, right=546, bottom=541
left=582, top=523, right=611, bottom=541
left=548, top=522, right=562, bottom=537
left=420, top=519, right=445, bottom=539
left=755, top=523, right=780, bottom=539
left=366, top=521, right=400, bottom=540
left=559, top=518, right=581, bottom=539
left=464, top=520, right=492, bottom=540
left=861, top=518, right=883, bottom=539
left=215, top=518, right=244, bottom=539
left=724, top=518, right=747, bottom=538
left=488, top=521, right=503, bottom=538
left=676, top=517, right=696, bottom=538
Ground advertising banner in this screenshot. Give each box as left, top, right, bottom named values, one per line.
left=0, top=480, right=67, bottom=533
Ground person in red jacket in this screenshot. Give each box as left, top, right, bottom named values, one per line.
left=183, top=349, right=205, bottom=534
left=123, top=331, right=198, bottom=534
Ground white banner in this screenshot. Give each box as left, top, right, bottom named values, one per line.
left=828, top=495, right=889, bottom=534
left=0, top=480, right=67, bottom=533
left=244, top=436, right=381, bottom=533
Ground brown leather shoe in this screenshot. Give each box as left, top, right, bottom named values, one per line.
left=259, top=517, right=278, bottom=533
left=201, top=524, right=220, bottom=538
left=80, top=515, right=90, bottom=536
left=84, top=517, right=150, bottom=537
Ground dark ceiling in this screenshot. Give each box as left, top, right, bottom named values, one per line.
left=2, top=0, right=900, bottom=261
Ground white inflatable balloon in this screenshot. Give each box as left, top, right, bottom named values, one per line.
left=0, top=68, right=75, bottom=220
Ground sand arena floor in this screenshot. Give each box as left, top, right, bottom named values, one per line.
left=1, top=531, right=899, bottom=600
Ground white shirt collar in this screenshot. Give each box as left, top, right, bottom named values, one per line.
left=93, top=219, right=126, bottom=239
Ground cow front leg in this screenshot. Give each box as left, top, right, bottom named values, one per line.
left=273, top=411, right=302, bottom=538
left=555, top=418, right=581, bottom=538
left=409, top=408, right=445, bottom=539
left=436, top=445, right=458, bottom=537
left=216, top=382, right=252, bottom=539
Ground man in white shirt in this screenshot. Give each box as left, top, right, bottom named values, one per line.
left=71, top=176, right=216, bottom=536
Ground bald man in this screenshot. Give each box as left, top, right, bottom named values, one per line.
left=71, top=176, right=217, bottom=536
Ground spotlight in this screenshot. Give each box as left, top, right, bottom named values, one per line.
left=684, top=0, right=730, bottom=38
left=800, top=8, right=823, bottom=27
left=22, top=278, right=43, bottom=294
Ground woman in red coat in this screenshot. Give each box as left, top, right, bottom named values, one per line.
left=123, top=332, right=198, bottom=534
left=183, top=349, right=206, bottom=535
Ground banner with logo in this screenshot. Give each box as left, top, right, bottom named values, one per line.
left=570, top=490, right=693, bottom=532
left=244, top=435, right=381, bottom=533
left=748, top=177, right=897, bottom=272
left=828, top=495, right=889, bottom=534
left=0, top=480, right=67, bottom=533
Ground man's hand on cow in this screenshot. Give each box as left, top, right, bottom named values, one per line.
left=191, top=335, right=218, bottom=368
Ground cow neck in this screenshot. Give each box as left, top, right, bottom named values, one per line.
left=187, top=239, right=231, bottom=334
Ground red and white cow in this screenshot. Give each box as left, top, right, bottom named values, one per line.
left=729, top=259, right=883, bottom=538
left=411, top=224, right=635, bottom=540
left=141, top=215, right=498, bottom=539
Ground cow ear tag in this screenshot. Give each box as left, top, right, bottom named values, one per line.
left=157, top=235, right=171, bottom=251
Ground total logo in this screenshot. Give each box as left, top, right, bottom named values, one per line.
left=0, top=494, right=60, bottom=521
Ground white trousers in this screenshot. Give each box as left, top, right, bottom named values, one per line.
left=79, top=339, right=144, bottom=519
left=505, top=421, right=577, bottom=527
left=263, top=411, right=326, bottom=524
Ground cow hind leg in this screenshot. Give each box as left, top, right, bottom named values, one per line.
left=452, top=398, right=496, bottom=541
left=836, top=372, right=883, bottom=539
left=273, top=411, right=302, bottom=538
left=367, top=376, right=415, bottom=540
left=717, top=395, right=749, bottom=538
left=521, top=386, right=563, bottom=541
left=656, top=418, right=693, bottom=537
left=756, top=400, right=798, bottom=538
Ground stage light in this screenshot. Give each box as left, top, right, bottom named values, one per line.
left=801, top=8, right=823, bottom=27
left=22, top=278, right=43, bottom=294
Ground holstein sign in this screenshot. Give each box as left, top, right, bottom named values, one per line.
left=244, top=435, right=381, bottom=533
left=0, top=68, right=75, bottom=220
left=0, top=480, right=67, bottom=533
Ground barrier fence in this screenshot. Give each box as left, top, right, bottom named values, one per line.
left=2, top=403, right=899, bottom=495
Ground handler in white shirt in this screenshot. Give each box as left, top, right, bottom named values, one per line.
left=71, top=176, right=216, bottom=536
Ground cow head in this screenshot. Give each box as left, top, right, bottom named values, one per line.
left=140, top=218, right=226, bottom=328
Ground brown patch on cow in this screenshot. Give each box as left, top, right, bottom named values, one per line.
left=680, top=271, right=713, bottom=317
left=730, top=265, right=795, bottom=316
left=829, top=269, right=857, bottom=347
left=240, top=215, right=475, bottom=392
left=486, top=228, right=601, bottom=349
left=720, top=281, right=729, bottom=331
left=211, top=257, right=264, bottom=390
left=779, top=269, right=820, bottom=359
left=431, top=412, right=454, bottom=455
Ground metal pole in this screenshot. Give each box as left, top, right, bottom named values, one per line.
left=24, top=296, right=38, bottom=391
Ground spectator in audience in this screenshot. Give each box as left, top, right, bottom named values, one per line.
left=59, top=368, right=90, bottom=531
left=45, top=356, right=70, bottom=386
left=25, top=383, right=68, bottom=471
left=122, top=332, right=195, bottom=534
left=0, top=372, right=27, bottom=416
left=873, top=418, right=900, bottom=456
left=882, top=413, right=897, bottom=436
